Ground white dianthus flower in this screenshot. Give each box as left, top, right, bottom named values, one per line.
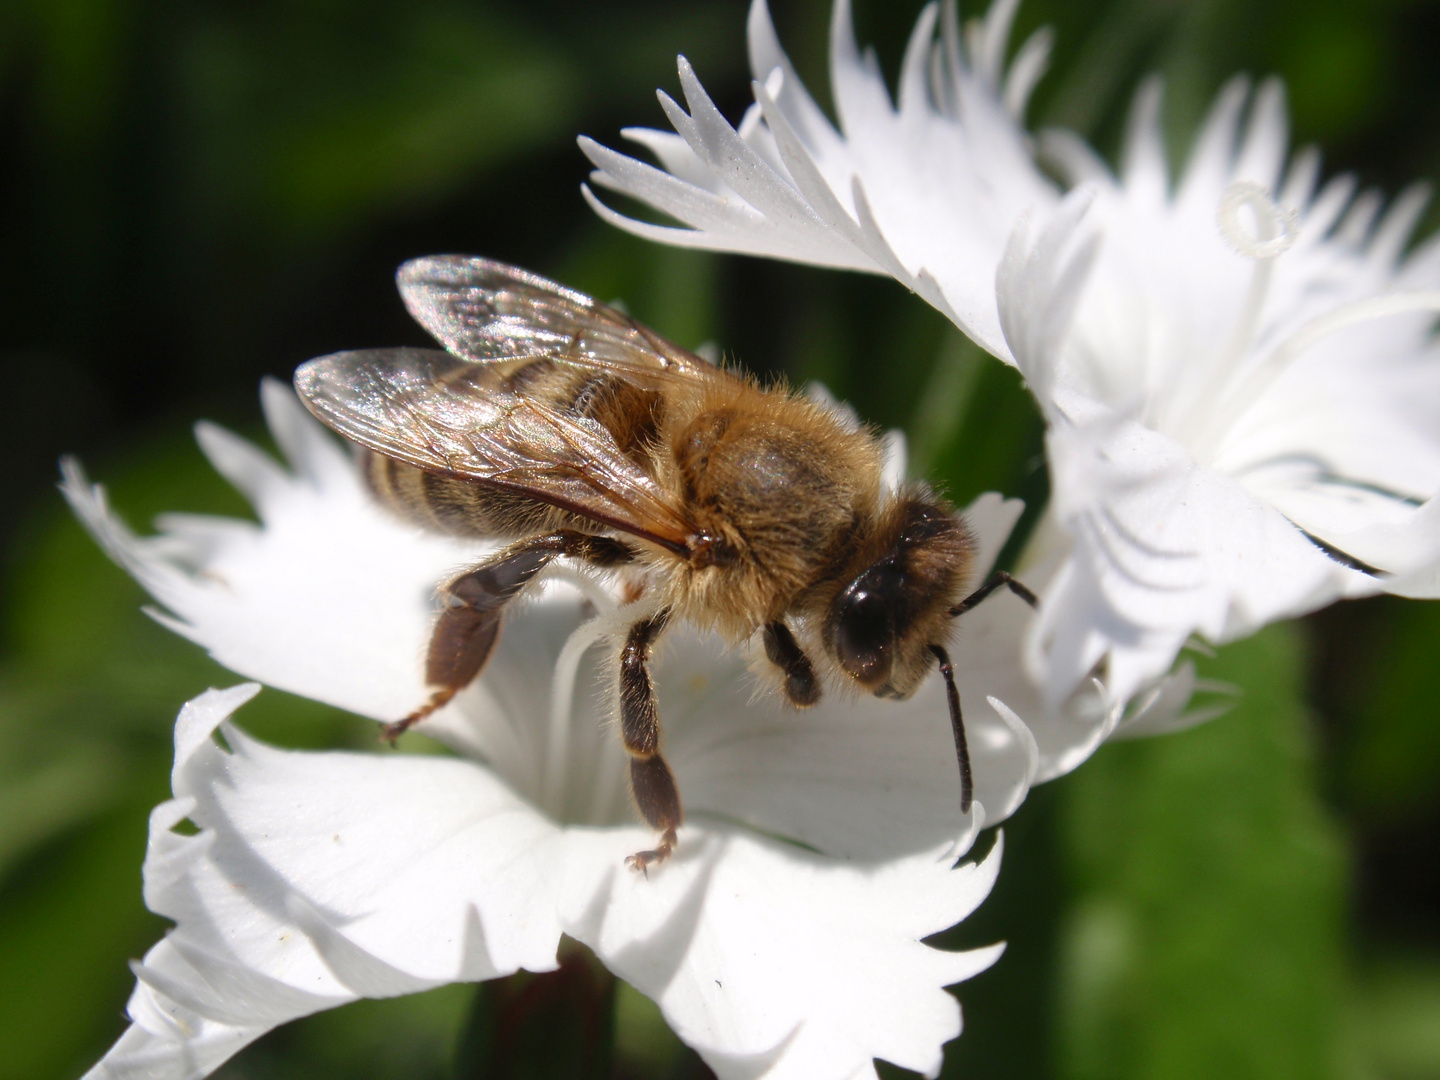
left=584, top=0, right=1440, bottom=720
left=67, top=381, right=1041, bottom=1080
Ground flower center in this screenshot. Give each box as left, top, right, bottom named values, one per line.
left=1185, top=183, right=1440, bottom=465
left=532, top=572, right=663, bottom=827
left=1169, top=182, right=1297, bottom=455
left=542, top=607, right=614, bottom=815
left=1216, top=181, right=1299, bottom=260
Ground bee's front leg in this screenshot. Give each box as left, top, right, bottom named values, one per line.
left=618, top=608, right=681, bottom=873
left=383, top=530, right=633, bottom=741
left=763, top=619, right=821, bottom=707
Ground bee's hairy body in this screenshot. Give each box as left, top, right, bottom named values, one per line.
left=296, top=256, right=1031, bottom=872
left=365, top=359, right=932, bottom=621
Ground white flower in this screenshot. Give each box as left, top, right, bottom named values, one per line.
left=67, top=381, right=1045, bottom=1080
left=579, top=0, right=1056, bottom=361
left=583, top=0, right=1440, bottom=716
left=1000, top=84, right=1440, bottom=706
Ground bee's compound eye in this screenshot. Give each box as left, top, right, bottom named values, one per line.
left=834, top=582, right=896, bottom=687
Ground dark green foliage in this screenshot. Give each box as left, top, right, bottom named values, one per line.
left=1057, top=625, right=1349, bottom=1080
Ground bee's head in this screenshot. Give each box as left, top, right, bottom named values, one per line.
left=824, top=493, right=975, bottom=699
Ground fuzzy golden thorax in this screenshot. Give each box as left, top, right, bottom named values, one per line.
left=646, top=379, right=885, bottom=638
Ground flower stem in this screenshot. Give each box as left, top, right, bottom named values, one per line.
left=453, top=938, right=617, bottom=1079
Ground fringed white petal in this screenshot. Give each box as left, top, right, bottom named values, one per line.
left=563, top=826, right=1004, bottom=1080
left=1037, top=406, right=1375, bottom=705
left=87, top=673, right=1008, bottom=1080
left=61, top=386, right=490, bottom=725
left=581, top=0, right=1060, bottom=362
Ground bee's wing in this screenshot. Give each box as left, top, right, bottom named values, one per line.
left=294, top=347, right=695, bottom=554
left=397, top=255, right=730, bottom=388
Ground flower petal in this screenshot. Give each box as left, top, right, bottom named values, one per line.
left=560, top=825, right=1003, bottom=1080
left=89, top=684, right=572, bottom=1079
left=62, top=382, right=491, bottom=723
left=1035, top=402, right=1375, bottom=705
left=582, top=0, right=1060, bottom=361
left=92, top=685, right=1005, bottom=1080
left=1321, top=493, right=1440, bottom=597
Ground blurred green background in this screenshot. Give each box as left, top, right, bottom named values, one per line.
left=2, top=0, right=1439, bottom=1076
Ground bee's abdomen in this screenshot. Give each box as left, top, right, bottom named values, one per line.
left=359, top=450, right=583, bottom=539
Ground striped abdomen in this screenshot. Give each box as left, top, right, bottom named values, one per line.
left=359, top=450, right=595, bottom=539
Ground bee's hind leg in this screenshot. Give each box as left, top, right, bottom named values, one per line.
left=617, top=608, right=682, bottom=873
left=382, top=530, right=634, bottom=742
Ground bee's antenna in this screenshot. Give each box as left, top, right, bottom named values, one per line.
left=949, top=570, right=1039, bottom=618
left=929, top=644, right=972, bottom=815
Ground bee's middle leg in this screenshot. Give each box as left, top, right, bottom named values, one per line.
left=763, top=619, right=820, bottom=706
left=383, top=530, right=634, bottom=741
left=618, top=608, right=682, bottom=872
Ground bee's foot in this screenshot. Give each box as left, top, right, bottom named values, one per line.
left=625, top=830, right=676, bottom=876
left=379, top=688, right=456, bottom=744
left=379, top=716, right=417, bottom=744
left=784, top=676, right=821, bottom=708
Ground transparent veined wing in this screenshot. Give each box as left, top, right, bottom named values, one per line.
left=397, top=255, right=734, bottom=391
left=295, top=347, right=695, bottom=554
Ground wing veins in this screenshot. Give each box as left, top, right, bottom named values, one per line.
left=294, top=346, right=695, bottom=552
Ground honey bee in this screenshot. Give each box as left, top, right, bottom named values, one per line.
left=294, top=257, right=1036, bottom=870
